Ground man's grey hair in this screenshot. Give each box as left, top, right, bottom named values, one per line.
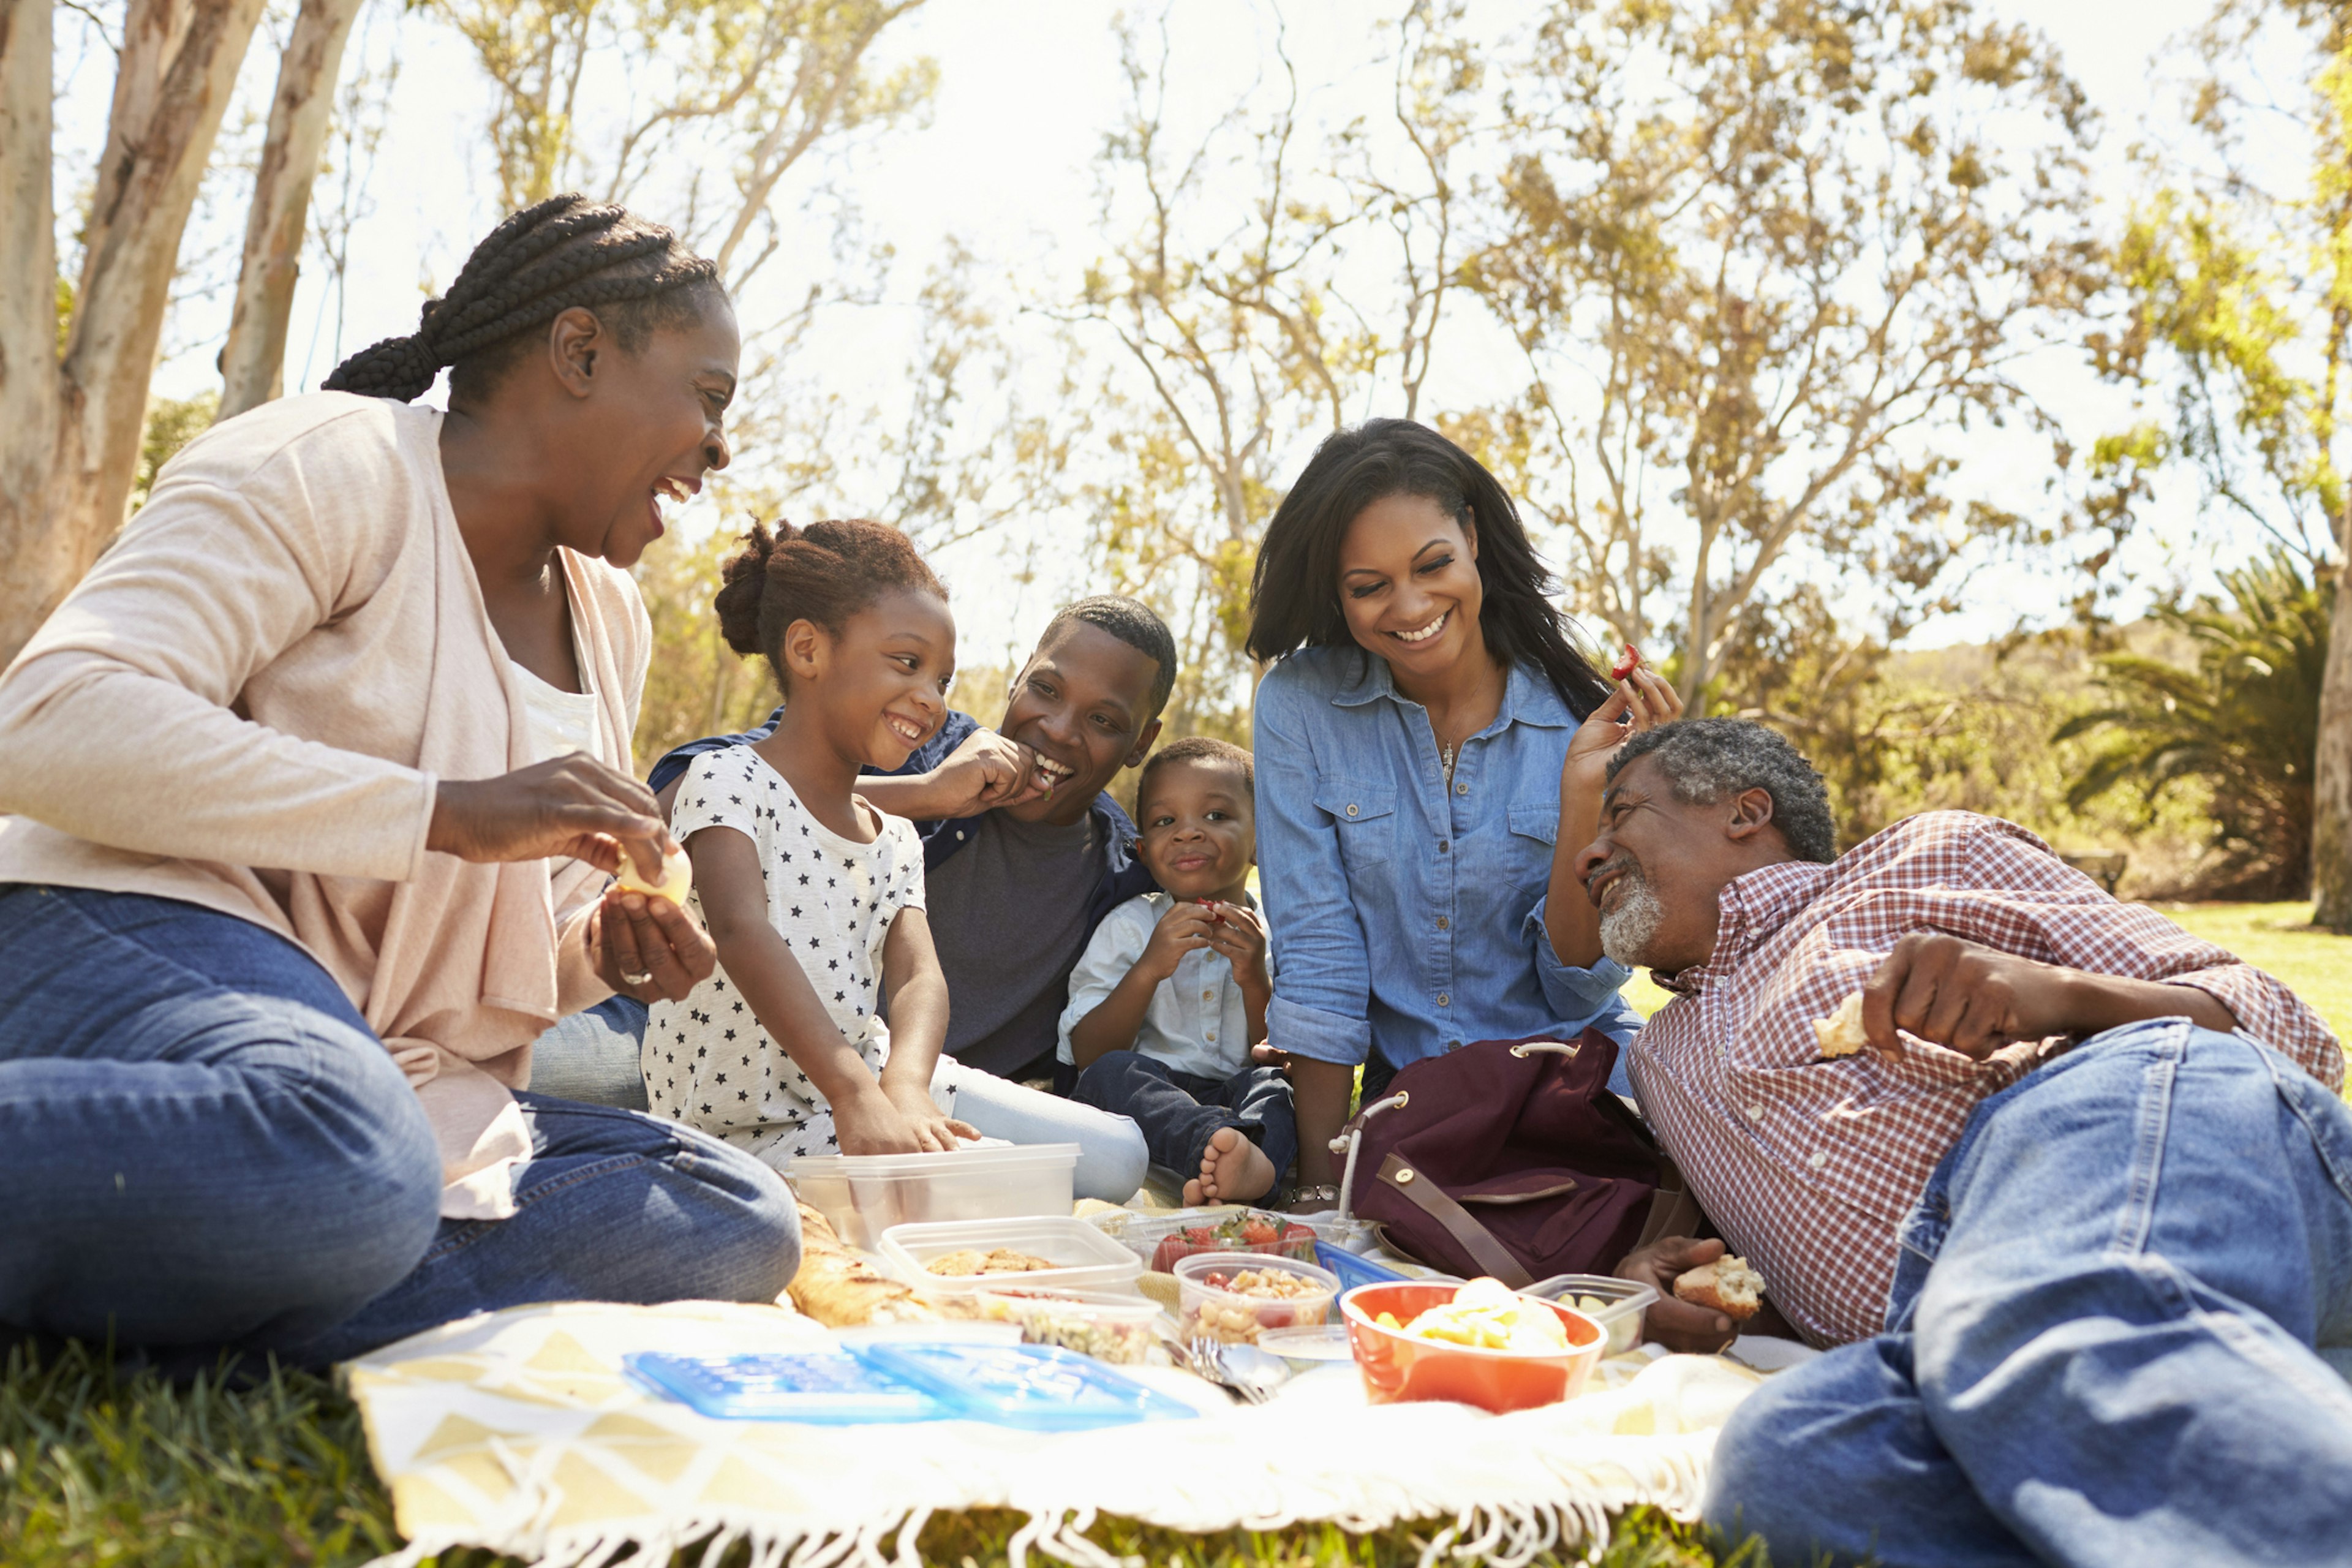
left=1604, top=718, right=1838, bottom=864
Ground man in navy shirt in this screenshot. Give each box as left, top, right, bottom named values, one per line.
left=532, top=597, right=1175, bottom=1102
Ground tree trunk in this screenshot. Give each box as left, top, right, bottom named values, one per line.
left=217, top=0, right=368, bottom=421
left=0, top=0, right=266, bottom=668
left=2313, top=556, right=2352, bottom=929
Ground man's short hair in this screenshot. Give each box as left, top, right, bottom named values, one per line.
left=1041, top=595, right=1178, bottom=718
left=1137, top=735, right=1254, bottom=809
left=1606, top=718, right=1838, bottom=864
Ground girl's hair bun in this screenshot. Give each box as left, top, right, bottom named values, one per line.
left=714, top=520, right=783, bottom=656
left=711, top=518, right=945, bottom=689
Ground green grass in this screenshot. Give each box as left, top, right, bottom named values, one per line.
left=0, top=1343, right=1749, bottom=1568
left=2157, top=902, right=2352, bottom=1047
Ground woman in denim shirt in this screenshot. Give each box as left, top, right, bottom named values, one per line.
left=1246, top=420, right=1681, bottom=1202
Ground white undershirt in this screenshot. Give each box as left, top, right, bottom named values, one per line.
left=510, top=614, right=603, bottom=766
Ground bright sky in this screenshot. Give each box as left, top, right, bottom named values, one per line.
left=117, top=0, right=2259, bottom=668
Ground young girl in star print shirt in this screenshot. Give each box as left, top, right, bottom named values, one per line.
left=644, top=519, right=974, bottom=1167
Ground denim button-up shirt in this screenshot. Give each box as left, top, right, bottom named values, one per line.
left=1253, top=645, right=1638, bottom=1069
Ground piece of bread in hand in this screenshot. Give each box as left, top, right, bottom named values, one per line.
left=1673, top=1254, right=1766, bottom=1320
left=1814, top=991, right=1868, bottom=1058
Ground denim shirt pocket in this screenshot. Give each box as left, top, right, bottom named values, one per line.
left=1316, top=783, right=1397, bottom=872
left=1503, top=802, right=1560, bottom=895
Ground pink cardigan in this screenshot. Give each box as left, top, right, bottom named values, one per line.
left=0, top=394, right=650, bottom=1218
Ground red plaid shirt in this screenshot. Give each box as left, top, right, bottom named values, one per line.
left=1625, top=811, right=2344, bottom=1347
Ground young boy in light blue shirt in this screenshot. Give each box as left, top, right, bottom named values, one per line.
left=1060, top=737, right=1296, bottom=1204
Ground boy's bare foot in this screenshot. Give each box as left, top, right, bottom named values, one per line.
left=1183, top=1125, right=1276, bottom=1206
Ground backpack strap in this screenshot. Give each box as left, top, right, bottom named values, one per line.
left=1374, top=1153, right=1534, bottom=1288
left=1631, top=1155, right=1704, bottom=1253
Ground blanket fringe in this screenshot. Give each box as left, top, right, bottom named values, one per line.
left=374, top=1494, right=1653, bottom=1568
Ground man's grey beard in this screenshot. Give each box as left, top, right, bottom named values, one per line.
left=1597, top=862, right=1667, bottom=967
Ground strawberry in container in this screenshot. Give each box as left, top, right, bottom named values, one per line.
left=1146, top=1210, right=1319, bottom=1273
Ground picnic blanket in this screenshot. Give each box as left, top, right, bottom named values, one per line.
left=346, top=1299, right=1776, bottom=1568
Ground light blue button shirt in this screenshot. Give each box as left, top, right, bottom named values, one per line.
left=1055, top=891, right=1275, bottom=1079
left=1252, top=644, right=1638, bottom=1070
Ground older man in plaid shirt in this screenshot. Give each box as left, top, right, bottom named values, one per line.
left=1576, top=719, right=2350, bottom=1568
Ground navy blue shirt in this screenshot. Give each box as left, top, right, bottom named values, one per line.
left=649, top=707, right=1155, bottom=943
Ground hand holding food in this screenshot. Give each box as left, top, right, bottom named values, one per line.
left=1673, top=1254, right=1765, bottom=1320
left=614, top=840, right=693, bottom=907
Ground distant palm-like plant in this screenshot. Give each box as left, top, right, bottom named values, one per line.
left=2055, top=548, right=2331, bottom=898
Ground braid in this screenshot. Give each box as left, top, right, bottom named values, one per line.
left=324, top=193, right=723, bottom=402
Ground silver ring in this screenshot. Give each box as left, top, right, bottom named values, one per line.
left=619, top=968, right=653, bottom=988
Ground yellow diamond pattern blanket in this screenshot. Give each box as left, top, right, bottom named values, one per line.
left=345, top=1300, right=1774, bottom=1568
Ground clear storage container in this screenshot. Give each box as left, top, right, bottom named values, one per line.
left=1525, top=1273, right=1660, bottom=1357
left=879, top=1216, right=1144, bottom=1297
left=973, top=1287, right=1164, bottom=1365
left=1174, top=1251, right=1341, bottom=1345
left=789, top=1143, right=1080, bottom=1250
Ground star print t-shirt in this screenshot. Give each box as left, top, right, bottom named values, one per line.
left=644, top=744, right=926, bottom=1169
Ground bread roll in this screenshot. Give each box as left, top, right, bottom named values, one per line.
left=784, top=1201, right=940, bottom=1326
left=1673, top=1254, right=1765, bottom=1320
left=1814, top=991, right=1868, bottom=1058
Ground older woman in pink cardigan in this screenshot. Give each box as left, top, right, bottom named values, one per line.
left=0, top=197, right=797, bottom=1366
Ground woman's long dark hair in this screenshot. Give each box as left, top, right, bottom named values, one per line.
left=1245, top=418, right=1611, bottom=715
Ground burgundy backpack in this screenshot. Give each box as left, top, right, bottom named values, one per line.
left=1338, top=1030, right=1696, bottom=1286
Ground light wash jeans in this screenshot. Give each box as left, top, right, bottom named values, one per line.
left=1705, top=1019, right=2352, bottom=1568
left=534, top=995, right=1151, bottom=1201
left=0, top=886, right=800, bottom=1369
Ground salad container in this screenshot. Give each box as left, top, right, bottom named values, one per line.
left=1088, top=1207, right=1321, bottom=1271
left=1174, top=1251, right=1340, bottom=1345
left=1341, top=1280, right=1605, bottom=1413
left=1525, top=1273, right=1660, bottom=1357
left=974, top=1287, right=1163, bottom=1365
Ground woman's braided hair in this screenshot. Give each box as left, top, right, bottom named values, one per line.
left=714, top=518, right=946, bottom=692
left=324, top=194, right=722, bottom=403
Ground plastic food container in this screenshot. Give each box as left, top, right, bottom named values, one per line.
left=625, top=1341, right=1195, bottom=1431
left=1341, top=1281, right=1606, bottom=1413
left=974, top=1287, right=1163, bottom=1365
left=880, top=1216, right=1144, bottom=1297
left=1258, top=1323, right=1354, bottom=1369
left=789, top=1144, right=1080, bottom=1251
left=1087, top=1206, right=1324, bottom=1272
left=1174, top=1251, right=1340, bottom=1344
left=1525, top=1273, right=1661, bottom=1357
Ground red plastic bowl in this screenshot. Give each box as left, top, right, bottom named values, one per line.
left=1341, top=1282, right=1607, bottom=1412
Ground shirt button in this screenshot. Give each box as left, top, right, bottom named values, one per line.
left=1807, top=1150, right=1828, bottom=1170
left=1203, top=989, right=1215, bottom=1001
left=1438, top=840, right=1450, bottom=853
left=1746, top=1104, right=1764, bottom=1121
left=1436, top=915, right=1449, bottom=930
left=1436, top=993, right=1450, bottom=1008
left=1346, top=804, right=1359, bottom=817
left=1455, top=782, right=1468, bottom=796
left=1444, top=1041, right=1460, bottom=1053
left=1205, top=1030, right=1216, bottom=1041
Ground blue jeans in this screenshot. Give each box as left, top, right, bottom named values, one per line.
left=530, top=995, right=652, bottom=1110
left=0, top=886, right=799, bottom=1367
left=1705, top=1020, right=2352, bottom=1568
left=1071, top=1050, right=1298, bottom=1182
left=538, top=993, right=1151, bottom=1202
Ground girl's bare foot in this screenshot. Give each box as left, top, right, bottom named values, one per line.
left=1187, top=1125, right=1276, bottom=1205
